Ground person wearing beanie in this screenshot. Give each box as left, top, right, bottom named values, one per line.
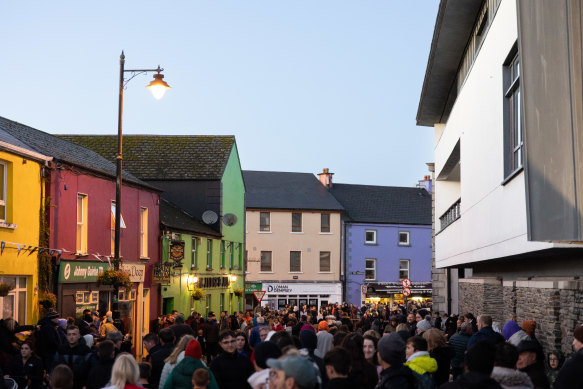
left=466, top=315, right=505, bottom=350
left=441, top=341, right=503, bottom=389
left=315, top=320, right=333, bottom=359
left=508, top=320, right=536, bottom=347
left=503, top=320, right=521, bottom=341
left=376, top=333, right=415, bottom=389
left=554, top=325, right=583, bottom=389
left=247, top=341, right=282, bottom=389
left=162, top=339, right=219, bottom=389
left=415, top=317, right=432, bottom=335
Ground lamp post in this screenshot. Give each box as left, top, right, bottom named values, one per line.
left=114, top=51, right=170, bottom=271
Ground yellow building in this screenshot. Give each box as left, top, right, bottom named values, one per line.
left=0, top=136, right=51, bottom=325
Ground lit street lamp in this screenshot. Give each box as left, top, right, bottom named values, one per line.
left=114, top=51, right=170, bottom=270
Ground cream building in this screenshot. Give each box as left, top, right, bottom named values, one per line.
left=243, top=170, right=344, bottom=310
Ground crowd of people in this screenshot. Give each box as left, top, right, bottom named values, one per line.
left=0, top=302, right=582, bottom=389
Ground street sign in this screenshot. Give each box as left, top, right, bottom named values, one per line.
left=253, top=290, right=266, bottom=303
left=361, top=285, right=368, bottom=295
left=401, top=278, right=412, bottom=288
left=402, top=287, right=411, bottom=297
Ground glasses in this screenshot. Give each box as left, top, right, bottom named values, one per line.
left=549, top=357, right=559, bottom=361
left=221, top=340, right=236, bottom=345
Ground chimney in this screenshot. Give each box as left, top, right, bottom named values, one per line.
left=418, top=174, right=432, bottom=193
left=318, top=168, right=334, bottom=189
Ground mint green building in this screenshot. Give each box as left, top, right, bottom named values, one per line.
left=61, top=135, right=246, bottom=317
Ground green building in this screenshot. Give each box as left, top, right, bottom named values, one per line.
left=61, top=135, right=246, bottom=317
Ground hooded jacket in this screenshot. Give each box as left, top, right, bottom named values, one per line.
left=163, top=340, right=218, bottom=389
left=404, top=352, right=437, bottom=375
left=490, top=366, right=534, bottom=389
left=315, top=329, right=333, bottom=358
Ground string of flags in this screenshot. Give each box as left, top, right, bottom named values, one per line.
left=0, top=241, right=113, bottom=266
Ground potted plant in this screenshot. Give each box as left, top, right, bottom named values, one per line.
left=0, top=282, right=13, bottom=297
left=97, top=269, right=133, bottom=290
left=192, top=287, right=204, bottom=300
left=233, top=288, right=244, bottom=297
left=39, top=291, right=57, bottom=309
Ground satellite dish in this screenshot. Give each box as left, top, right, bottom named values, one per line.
left=222, top=213, right=238, bottom=227
left=202, top=210, right=218, bottom=225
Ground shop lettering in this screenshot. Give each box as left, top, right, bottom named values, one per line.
left=201, top=276, right=229, bottom=288
left=267, top=285, right=293, bottom=293
left=73, top=266, right=103, bottom=279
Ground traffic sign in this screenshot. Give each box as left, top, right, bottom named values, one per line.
left=401, top=278, right=412, bottom=288
left=253, top=290, right=266, bottom=303
left=402, top=287, right=412, bottom=297
left=361, top=285, right=368, bottom=295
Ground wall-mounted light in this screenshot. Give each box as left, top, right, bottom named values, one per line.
left=187, top=274, right=198, bottom=291
left=229, top=275, right=237, bottom=283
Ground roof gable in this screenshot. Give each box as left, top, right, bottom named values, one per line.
left=59, top=135, right=235, bottom=180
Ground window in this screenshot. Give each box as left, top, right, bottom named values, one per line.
left=220, top=293, right=225, bottom=313
left=399, top=259, right=410, bottom=280
left=206, top=239, right=213, bottom=268
left=244, top=250, right=248, bottom=272
left=260, top=212, right=270, bottom=231
left=238, top=243, right=243, bottom=269
left=191, top=237, right=198, bottom=269
left=260, top=251, right=272, bottom=272
left=220, top=241, right=225, bottom=268
left=504, top=46, right=523, bottom=178
left=291, top=213, right=302, bottom=232
left=365, top=259, right=376, bottom=281
left=365, top=230, right=377, bottom=244
left=0, top=276, right=27, bottom=324
left=321, top=213, right=330, bottom=233
left=140, top=207, right=148, bottom=258
left=319, top=251, right=331, bottom=272
left=110, top=202, right=126, bottom=256
left=0, top=162, right=6, bottom=221
left=398, top=231, right=410, bottom=246
left=290, top=251, right=301, bottom=272
left=229, top=242, right=234, bottom=268
left=77, top=194, right=88, bottom=254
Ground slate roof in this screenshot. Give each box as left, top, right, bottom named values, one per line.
left=59, top=135, right=235, bottom=180
left=0, top=117, right=152, bottom=189
left=243, top=170, right=344, bottom=211
left=329, top=183, right=431, bottom=225
left=160, top=199, right=221, bottom=237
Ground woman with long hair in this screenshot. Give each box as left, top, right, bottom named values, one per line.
left=158, top=334, right=194, bottom=389
left=422, top=328, right=454, bottom=387
left=103, top=353, right=141, bottom=389
left=5, top=341, right=43, bottom=389
left=234, top=331, right=252, bottom=357
left=340, top=333, right=378, bottom=389
left=362, top=334, right=381, bottom=378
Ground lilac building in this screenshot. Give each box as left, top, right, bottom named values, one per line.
left=327, top=179, right=432, bottom=307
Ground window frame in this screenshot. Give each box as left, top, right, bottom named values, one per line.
left=77, top=193, right=88, bottom=255
left=140, top=207, right=148, bottom=258
left=110, top=201, right=126, bottom=256
left=206, top=239, right=213, bottom=269
left=319, top=251, right=331, bottom=272
left=503, top=43, right=524, bottom=181
left=259, top=212, right=271, bottom=232
left=0, top=161, right=6, bottom=222
left=291, top=212, right=302, bottom=232
left=399, top=259, right=410, bottom=280
left=260, top=251, right=272, bottom=272
left=220, top=240, right=226, bottom=269
left=320, top=213, right=331, bottom=233
left=365, top=229, right=377, bottom=245
left=365, top=258, right=376, bottom=281
left=398, top=231, right=410, bottom=246
left=191, top=237, right=198, bottom=269
left=289, top=251, right=302, bottom=273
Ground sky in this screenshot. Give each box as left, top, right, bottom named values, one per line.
left=1, top=1, right=439, bottom=187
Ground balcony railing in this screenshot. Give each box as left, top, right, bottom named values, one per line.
left=440, top=198, right=461, bottom=231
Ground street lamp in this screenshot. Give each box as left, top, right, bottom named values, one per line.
left=114, top=51, right=170, bottom=271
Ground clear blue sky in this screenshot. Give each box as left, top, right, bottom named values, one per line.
left=1, top=1, right=438, bottom=187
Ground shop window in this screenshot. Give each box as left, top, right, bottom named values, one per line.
left=321, top=213, right=331, bottom=233
left=399, top=259, right=410, bottom=280
left=290, top=251, right=301, bottom=272
left=319, top=251, right=331, bottom=272
left=291, top=213, right=302, bottom=232
left=398, top=231, right=410, bottom=246
left=260, top=212, right=270, bottom=232
left=140, top=207, right=148, bottom=258
left=0, top=276, right=26, bottom=325
left=260, top=251, right=272, bottom=272
left=365, top=259, right=376, bottom=280
left=76, top=194, right=88, bottom=254
left=365, top=230, right=377, bottom=244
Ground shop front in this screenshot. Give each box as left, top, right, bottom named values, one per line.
left=244, top=282, right=262, bottom=311
left=364, top=282, right=432, bottom=306
left=261, top=282, right=342, bottom=310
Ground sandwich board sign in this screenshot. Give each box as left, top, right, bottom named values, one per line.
left=253, top=290, right=266, bottom=303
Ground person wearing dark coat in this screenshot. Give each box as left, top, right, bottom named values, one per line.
left=554, top=326, right=583, bottom=389
left=169, top=315, right=194, bottom=341
left=149, top=328, right=175, bottom=389
left=203, top=315, right=220, bottom=361
left=516, top=340, right=549, bottom=389
left=52, top=326, right=91, bottom=389
left=466, top=315, right=504, bottom=350
left=6, top=342, right=43, bottom=389
left=35, top=311, right=61, bottom=373
left=209, top=330, right=254, bottom=389
left=323, top=347, right=351, bottom=389
left=162, top=339, right=218, bottom=389
left=86, top=340, right=115, bottom=389
left=375, top=333, right=415, bottom=389
left=441, top=341, right=503, bottom=389
left=341, top=333, right=378, bottom=389
left=300, top=328, right=327, bottom=387
left=449, top=322, right=472, bottom=380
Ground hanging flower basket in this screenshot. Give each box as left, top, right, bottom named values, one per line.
left=233, top=288, right=244, bottom=297
left=39, top=291, right=57, bottom=309
left=192, top=287, right=204, bottom=300
left=97, top=269, right=133, bottom=290
left=0, top=282, right=13, bottom=297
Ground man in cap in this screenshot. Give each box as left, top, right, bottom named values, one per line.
left=516, top=340, right=548, bottom=389
left=552, top=325, right=583, bottom=389
left=267, top=355, right=318, bottom=389
left=376, top=333, right=415, bottom=389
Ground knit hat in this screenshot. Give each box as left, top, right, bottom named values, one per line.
left=185, top=339, right=202, bottom=359
left=318, top=321, right=329, bottom=332
left=502, top=320, right=520, bottom=340
left=573, top=325, right=583, bottom=343
left=377, top=333, right=406, bottom=366
left=253, top=341, right=282, bottom=369
left=300, top=329, right=317, bottom=350
left=521, top=320, right=536, bottom=336
left=301, top=324, right=315, bottom=333
left=416, top=319, right=432, bottom=333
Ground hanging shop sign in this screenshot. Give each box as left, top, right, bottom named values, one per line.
left=120, top=263, right=145, bottom=283
left=169, top=241, right=185, bottom=262
left=153, top=263, right=172, bottom=284
left=245, top=283, right=262, bottom=293
left=59, top=261, right=109, bottom=283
